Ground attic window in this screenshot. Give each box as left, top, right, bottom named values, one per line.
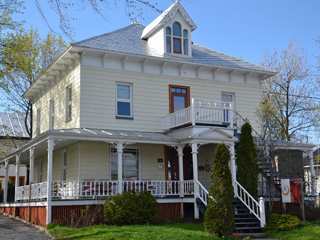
left=173, top=22, right=182, bottom=54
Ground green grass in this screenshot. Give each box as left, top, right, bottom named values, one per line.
left=47, top=223, right=231, bottom=240
left=266, top=222, right=320, bottom=240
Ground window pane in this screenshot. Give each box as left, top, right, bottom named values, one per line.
left=183, top=29, right=188, bottom=38
left=173, top=96, right=186, bottom=112
left=166, top=36, right=171, bottom=53
left=182, top=89, right=187, bottom=94
left=117, top=84, right=130, bottom=99
left=222, top=94, right=233, bottom=103
left=111, top=148, right=139, bottom=180
left=117, top=102, right=131, bottom=116
left=166, top=27, right=171, bottom=35
left=176, top=88, right=181, bottom=93
left=173, top=38, right=181, bottom=53
left=183, top=39, right=188, bottom=55
left=173, top=22, right=181, bottom=37
left=171, top=88, right=176, bottom=93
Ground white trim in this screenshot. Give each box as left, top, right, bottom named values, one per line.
left=49, top=99, right=54, bottom=130
left=78, top=142, right=81, bottom=180
left=0, top=201, right=47, bottom=207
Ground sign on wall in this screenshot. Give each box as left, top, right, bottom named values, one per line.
left=281, top=178, right=302, bottom=203
left=281, top=179, right=291, bottom=203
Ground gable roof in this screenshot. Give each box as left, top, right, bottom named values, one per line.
left=141, top=1, right=197, bottom=40
left=0, top=113, right=30, bottom=138
left=73, top=24, right=276, bottom=75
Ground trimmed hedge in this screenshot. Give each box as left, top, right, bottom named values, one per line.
left=265, top=214, right=300, bottom=231
left=104, top=190, right=158, bottom=225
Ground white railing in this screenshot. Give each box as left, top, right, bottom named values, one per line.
left=162, top=98, right=233, bottom=131
left=123, top=180, right=181, bottom=196
left=15, top=182, right=48, bottom=201
left=183, top=180, right=194, bottom=195
left=195, top=180, right=215, bottom=205
left=235, top=180, right=266, bottom=227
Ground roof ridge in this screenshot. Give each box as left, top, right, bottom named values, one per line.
left=193, top=43, right=276, bottom=73
left=73, top=24, right=146, bottom=46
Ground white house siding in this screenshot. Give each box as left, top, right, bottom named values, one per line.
left=80, top=66, right=262, bottom=133
left=32, top=64, right=81, bottom=137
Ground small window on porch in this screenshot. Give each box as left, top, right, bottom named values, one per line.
left=61, top=150, right=67, bottom=181
left=169, top=85, right=190, bottom=113
left=110, top=147, right=139, bottom=180
left=38, top=158, right=43, bottom=182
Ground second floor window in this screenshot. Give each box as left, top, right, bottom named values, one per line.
left=66, top=86, right=72, bottom=122
left=49, top=100, right=54, bottom=130
left=116, top=83, right=132, bottom=117
left=36, top=109, right=41, bottom=136
left=166, top=27, right=172, bottom=53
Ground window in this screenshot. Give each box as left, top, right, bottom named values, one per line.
left=166, top=27, right=171, bottom=53
left=222, top=93, right=234, bottom=122
left=38, top=158, right=43, bottom=182
left=116, top=83, right=132, bottom=117
left=66, top=86, right=72, bottom=122
left=61, top=150, right=67, bottom=181
left=8, top=176, right=25, bottom=186
left=173, top=22, right=182, bottom=54
left=49, top=100, right=54, bottom=130
left=110, top=147, right=139, bottom=180
left=36, top=109, right=41, bottom=136
left=169, top=85, right=190, bottom=113
left=183, top=30, right=188, bottom=55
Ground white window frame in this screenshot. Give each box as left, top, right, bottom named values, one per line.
left=116, top=83, right=133, bottom=118
left=49, top=99, right=54, bottom=130
left=222, top=92, right=235, bottom=123
left=61, top=149, right=67, bottom=181
left=38, top=158, right=43, bottom=183
left=66, top=86, right=72, bottom=122
left=110, top=146, right=141, bottom=180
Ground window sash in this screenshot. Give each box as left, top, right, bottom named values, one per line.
left=116, top=83, right=132, bottom=117
left=66, top=87, right=72, bottom=121
left=173, top=38, right=182, bottom=54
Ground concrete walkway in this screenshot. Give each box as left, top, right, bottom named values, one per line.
left=0, top=214, right=52, bottom=240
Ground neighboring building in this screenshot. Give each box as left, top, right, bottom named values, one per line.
left=0, top=113, right=29, bottom=190
left=0, top=1, right=300, bottom=230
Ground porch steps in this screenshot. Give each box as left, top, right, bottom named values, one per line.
left=196, top=198, right=206, bottom=216
left=233, top=198, right=267, bottom=238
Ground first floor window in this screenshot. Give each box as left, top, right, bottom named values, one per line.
left=61, top=150, right=67, bottom=181
left=116, top=83, right=132, bottom=117
left=38, top=158, right=43, bottom=182
left=110, top=147, right=139, bottom=180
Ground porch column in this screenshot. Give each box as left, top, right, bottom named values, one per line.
left=177, top=145, right=184, bottom=197
left=192, top=143, right=199, bottom=219
left=14, top=154, right=21, bottom=202
left=3, top=160, right=9, bottom=203
left=229, top=143, right=237, bottom=194
left=309, top=150, right=315, bottom=196
left=117, top=142, right=124, bottom=194
left=46, top=138, right=54, bottom=225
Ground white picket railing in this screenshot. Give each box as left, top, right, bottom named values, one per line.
left=235, top=180, right=266, bottom=227
left=162, top=98, right=233, bottom=131
left=16, top=182, right=47, bottom=201
left=183, top=180, right=194, bottom=195
left=195, top=180, right=215, bottom=205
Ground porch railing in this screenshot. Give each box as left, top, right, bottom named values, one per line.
left=162, top=99, right=234, bottom=131
left=195, top=180, right=215, bottom=205
left=16, top=182, right=47, bottom=201
left=235, top=180, right=266, bottom=227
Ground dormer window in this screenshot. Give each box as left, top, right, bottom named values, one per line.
left=183, top=30, right=188, bottom=55
left=166, top=27, right=172, bottom=53
left=173, top=22, right=182, bottom=54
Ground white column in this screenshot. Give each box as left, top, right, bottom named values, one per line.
left=192, top=143, right=199, bottom=219
left=46, top=139, right=54, bottom=225
left=14, top=155, right=21, bottom=202
left=309, top=150, right=315, bottom=196
left=177, top=145, right=184, bottom=197
left=3, top=160, right=9, bottom=203
left=117, top=142, right=124, bottom=194
left=29, top=148, right=35, bottom=202
left=229, top=143, right=237, bottom=194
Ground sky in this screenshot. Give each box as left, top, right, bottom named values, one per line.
left=6, top=0, right=320, bottom=144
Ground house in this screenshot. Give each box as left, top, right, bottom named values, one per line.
left=0, top=113, right=29, bottom=192
left=0, top=1, right=306, bottom=229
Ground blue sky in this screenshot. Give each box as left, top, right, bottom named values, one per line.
left=16, top=0, right=320, bottom=68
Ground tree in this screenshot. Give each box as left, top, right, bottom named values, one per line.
left=204, top=143, right=235, bottom=237
left=0, top=27, right=67, bottom=136
left=34, top=0, right=162, bottom=37
left=260, top=39, right=320, bottom=142
left=0, top=0, right=24, bottom=35
left=236, top=122, right=259, bottom=199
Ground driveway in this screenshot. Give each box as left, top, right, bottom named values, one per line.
left=0, top=213, right=52, bottom=240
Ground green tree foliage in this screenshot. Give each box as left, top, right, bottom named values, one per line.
left=204, top=143, right=235, bottom=237
left=104, top=190, right=158, bottom=225
left=236, top=122, right=259, bottom=199
left=0, top=0, right=24, bottom=35
left=0, top=27, right=67, bottom=136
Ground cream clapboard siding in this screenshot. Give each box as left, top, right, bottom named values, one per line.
left=32, top=64, right=81, bottom=137
left=80, top=67, right=262, bottom=132
left=33, top=143, right=79, bottom=183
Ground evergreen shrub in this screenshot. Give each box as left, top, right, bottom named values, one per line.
left=264, top=214, right=300, bottom=231
left=204, top=143, right=235, bottom=237
left=104, top=190, right=158, bottom=225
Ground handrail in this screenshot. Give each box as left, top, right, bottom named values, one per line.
left=196, top=180, right=215, bottom=205
left=235, top=180, right=265, bottom=227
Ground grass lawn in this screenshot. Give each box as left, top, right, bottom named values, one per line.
left=47, top=223, right=232, bottom=240
left=266, top=222, right=320, bottom=240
